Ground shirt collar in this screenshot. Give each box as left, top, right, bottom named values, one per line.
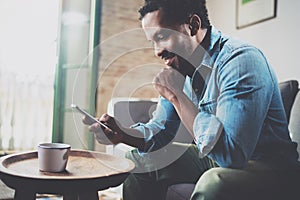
left=193, top=26, right=223, bottom=77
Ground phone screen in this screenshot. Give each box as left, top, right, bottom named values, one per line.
left=70, top=104, right=112, bottom=132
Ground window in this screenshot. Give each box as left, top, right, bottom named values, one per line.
left=0, top=0, right=59, bottom=151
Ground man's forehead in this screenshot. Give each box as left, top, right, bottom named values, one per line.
left=141, top=10, right=179, bottom=40
left=141, top=10, right=163, bottom=28
left=141, top=10, right=163, bottom=40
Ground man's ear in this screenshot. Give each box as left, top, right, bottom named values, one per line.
left=189, top=15, right=201, bottom=36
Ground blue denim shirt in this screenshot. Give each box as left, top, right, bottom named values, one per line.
left=133, top=27, right=298, bottom=168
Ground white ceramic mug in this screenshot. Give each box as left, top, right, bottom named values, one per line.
left=38, top=143, right=71, bottom=172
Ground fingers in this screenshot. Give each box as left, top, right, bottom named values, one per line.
left=153, top=67, right=177, bottom=89
left=82, top=115, right=95, bottom=125
left=88, top=122, right=102, bottom=132
left=153, top=71, right=177, bottom=102
left=88, top=116, right=111, bottom=134
left=99, top=113, right=110, bottom=124
left=91, top=125, right=122, bottom=145
left=93, top=129, right=113, bottom=145
left=86, top=113, right=109, bottom=136
left=86, top=114, right=123, bottom=145
left=88, top=123, right=113, bottom=145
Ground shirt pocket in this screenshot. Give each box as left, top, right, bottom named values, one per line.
left=199, top=99, right=217, bottom=114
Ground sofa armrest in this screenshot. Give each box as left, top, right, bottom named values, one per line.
left=289, top=89, right=300, bottom=161
left=279, top=80, right=299, bottom=122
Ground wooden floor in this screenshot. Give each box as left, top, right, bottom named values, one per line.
left=36, top=195, right=63, bottom=200
left=0, top=180, right=14, bottom=200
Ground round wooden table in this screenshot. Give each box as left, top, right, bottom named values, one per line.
left=0, top=149, right=135, bottom=200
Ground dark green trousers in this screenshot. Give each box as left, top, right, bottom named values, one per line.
left=123, top=143, right=300, bottom=200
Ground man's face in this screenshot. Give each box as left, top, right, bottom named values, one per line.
left=142, top=9, right=198, bottom=76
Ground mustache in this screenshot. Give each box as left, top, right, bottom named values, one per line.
left=161, top=50, right=176, bottom=60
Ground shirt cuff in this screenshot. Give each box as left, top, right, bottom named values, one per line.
left=193, top=112, right=223, bottom=158
left=131, top=123, right=155, bottom=155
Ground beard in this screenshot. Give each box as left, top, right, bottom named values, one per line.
left=160, top=50, right=195, bottom=77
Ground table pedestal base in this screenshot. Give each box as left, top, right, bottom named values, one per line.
left=14, top=190, right=36, bottom=199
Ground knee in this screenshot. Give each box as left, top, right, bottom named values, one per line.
left=191, top=168, right=227, bottom=200
left=125, top=149, right=148, bottom=171
left=125, top=149, right=135, bottom=160
left=125, top=148, right=142, bottom=163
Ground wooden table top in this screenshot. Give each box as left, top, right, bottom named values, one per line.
left=0, top=149, right=135, bottom=180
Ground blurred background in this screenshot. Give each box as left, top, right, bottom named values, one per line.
left=0, top=0, right=299, bottom=154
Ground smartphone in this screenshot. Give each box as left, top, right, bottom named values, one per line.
left=70, top=104, right=113, bottom=132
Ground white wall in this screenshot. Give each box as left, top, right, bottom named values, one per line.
left=207, top=0, right=300, bottom=82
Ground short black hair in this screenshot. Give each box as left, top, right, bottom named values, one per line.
left=138, top=0, right=210, bottom=28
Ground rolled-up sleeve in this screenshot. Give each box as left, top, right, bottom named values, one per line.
left=194, top=46, right=274, bottom=168
left=193, top=112, right=223, bottom=158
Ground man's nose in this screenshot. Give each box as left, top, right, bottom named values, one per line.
left=154, top=44, right=163, bottom=58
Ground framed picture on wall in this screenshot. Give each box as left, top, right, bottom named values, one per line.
left=236, top=0, right=277, bottom=29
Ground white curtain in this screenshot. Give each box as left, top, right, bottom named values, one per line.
left=0, top=0, right=59, bottom=151
left=0, top=71, right=54, bottom=151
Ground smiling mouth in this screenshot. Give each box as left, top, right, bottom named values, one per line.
left=164, top=56, right=175, bottom=66
left=161, top=51, right=176, bottom=66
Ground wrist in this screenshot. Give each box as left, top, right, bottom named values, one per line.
left=105, top=129, right=124, bottom=145
left=169, top=95, right=178, bottom=105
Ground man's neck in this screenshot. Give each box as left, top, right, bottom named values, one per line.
left=187, top=27, right=211, bottom=74
left=200, top=26, right=211, bottom=50
left=196, top=28, right=208, bottom=45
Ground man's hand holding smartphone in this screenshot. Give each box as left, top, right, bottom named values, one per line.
left=71, top=104, right=124, bottom=145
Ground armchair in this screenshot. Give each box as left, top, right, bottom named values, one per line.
left=109, top=80, right=300, bottom=200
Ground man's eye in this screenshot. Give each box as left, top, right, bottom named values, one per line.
left=157, top=34, right=165, bottom=40
left=154, top=30, right=170, bottom=42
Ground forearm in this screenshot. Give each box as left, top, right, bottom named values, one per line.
left=119, top=127, right=151, bottom=151
left=170, top=93, right=198, bottom=138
